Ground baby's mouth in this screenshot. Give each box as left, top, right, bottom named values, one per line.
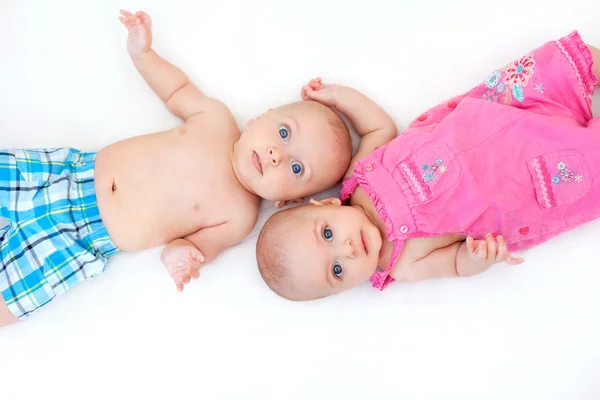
left=252, top=151, right=263, bottom=175
left=361, top=230, right=368, bottom=255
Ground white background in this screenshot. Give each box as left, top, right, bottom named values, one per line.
left=1, top=1, right=600, bottom=399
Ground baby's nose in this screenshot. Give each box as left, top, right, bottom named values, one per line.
left=344, top=238, right=356, bottom=259
left=268, top=147, right=282, bottom=166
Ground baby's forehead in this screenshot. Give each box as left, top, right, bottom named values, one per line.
left=271, top=206, right=320, bottom=239
left=280, top=101, right=330, bottom=121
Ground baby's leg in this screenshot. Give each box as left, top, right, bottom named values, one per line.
left=0, top=297, right=18, bottom=327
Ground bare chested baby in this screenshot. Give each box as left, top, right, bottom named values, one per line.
left=0, top=10, right=351, bottom=325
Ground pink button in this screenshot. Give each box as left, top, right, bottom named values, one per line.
left=519, top=227, right=529, bottom=235
left=417, top=114, right=427, bottom=122
left=364, top=163, right=373, bottom=172
left=400, top=225, right=409, bottom=234
left=448, top=100, right=457, bottom=108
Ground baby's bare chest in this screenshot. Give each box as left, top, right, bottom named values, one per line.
left=95, top=124, right=251, bottom=248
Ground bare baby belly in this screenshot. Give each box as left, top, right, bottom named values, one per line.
left=94, top=151, right=169, bottom=251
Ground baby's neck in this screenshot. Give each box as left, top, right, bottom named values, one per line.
left=353, top=203, right=389, bottom=264
left=229, top=144, right=258, bottom=198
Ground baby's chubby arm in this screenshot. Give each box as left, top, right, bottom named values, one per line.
left=160, top=215, right=256, bottom=292
left=395, top=234, right=524, bottom=282
left=119, top=10, right=226, bottom=121
left=301, top=79, right=397, bottom=179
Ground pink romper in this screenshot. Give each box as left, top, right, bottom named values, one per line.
left=341, top=31, right=599, bottom=290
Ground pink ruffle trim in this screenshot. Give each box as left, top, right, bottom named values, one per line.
left=555, top=31, right=599, bottom=100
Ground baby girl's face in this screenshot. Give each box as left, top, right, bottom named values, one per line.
left=284, top=201, right=382, bottom=300
left=232, top=102, right=346, bottom=202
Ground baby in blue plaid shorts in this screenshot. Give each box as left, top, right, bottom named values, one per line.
left=0, top=10, right=351, bottom=325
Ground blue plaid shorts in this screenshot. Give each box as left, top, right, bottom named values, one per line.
left=0, top=148, right=118, bottom=319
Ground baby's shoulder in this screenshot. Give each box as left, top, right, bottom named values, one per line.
left=187, top=100, right=239, bottom=135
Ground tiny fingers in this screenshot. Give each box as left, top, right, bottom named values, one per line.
left=477, top=240, right=487, bottom=259
left=505, top=255, right=525, bottom=265
left=136, top=11, right=152, bottom=27
left=191, top=250, right=205, bottom=264
left=308, top=77, right=322, bottom=89
left=495, top=235, right=508, bottom=262
left=485, top=233, right=497, bottom=263
left=467, top=237, right=487, bottom=259
left=466, top=236, right=476, bottom=255
left=301, top=85, right=314, bottom=100
left=493, top=235, right=524, bottom=265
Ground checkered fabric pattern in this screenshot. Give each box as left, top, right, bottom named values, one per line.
left=0, top=148, right=118, bottom=319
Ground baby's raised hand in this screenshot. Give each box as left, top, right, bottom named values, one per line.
left=160, top=243, right=205, bottom=292
left=465, top=234, right=524, bottom=274
left=301, top=78, right=340, bottom=107
left=119, top=9, right=152, bottom=58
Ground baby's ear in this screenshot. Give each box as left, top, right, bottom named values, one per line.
left=309, top=198, right=341, bottom=207
left=275, top=198, right=304, bottom=209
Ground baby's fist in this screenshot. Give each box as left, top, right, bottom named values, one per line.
left=119, top=9, right=153, bottom=57
left=301, top=78, right=340, bottom=107
left=161, top=244, right=205, bottom=292
left=466, top=234, right=524, bottom=266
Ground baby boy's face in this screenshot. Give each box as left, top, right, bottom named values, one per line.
left=232, top=101, right=346, bottom=202
left=280, top=202, right=382, bottom=300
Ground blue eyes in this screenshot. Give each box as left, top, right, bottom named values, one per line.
left=333, top=263, right=343, bottom=279
left=292, top=162, right=303, bottom=175
left=323, top=227, right=342, bottom=280
left=279, top=126, right=290, bottom=140
left=278, top=125, right=303, bottom=176
left=323, top=226, right=333, bottom=241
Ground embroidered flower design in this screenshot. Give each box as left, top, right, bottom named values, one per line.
left=485, top=71, right=501, bottom=88
left=501, top=86, right=512, bottom=105
left=503, top=54, right=535, bottom=87
left=497, top=82, right=506, bottom=93
left=482, top=90, right=500, bottom=102
left=560, top=168, right=575, bottom=183
left=421, top=158, right=447, bottom=183
left=552, top=161, right=582, bottom=184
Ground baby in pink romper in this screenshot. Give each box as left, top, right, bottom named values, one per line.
left=256, top=31, right=600, bottom=301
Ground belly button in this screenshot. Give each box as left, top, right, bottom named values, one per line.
left=111, top=179, right=117, bottom=192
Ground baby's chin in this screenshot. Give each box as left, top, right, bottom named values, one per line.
left=252, top=187, right=287, bottom=202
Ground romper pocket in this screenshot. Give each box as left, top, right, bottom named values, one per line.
left=396, top=141, right=462, bottom=204
left=526, top=150, right=590, bottom=209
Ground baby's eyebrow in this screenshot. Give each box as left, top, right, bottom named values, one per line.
left=312, top=221, right=335, bottom=288
left=312, top=220, right=320, bottom=245
left=325, top=268, right=335, bottom=288
left=288, top=116, right=300, bottom=138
